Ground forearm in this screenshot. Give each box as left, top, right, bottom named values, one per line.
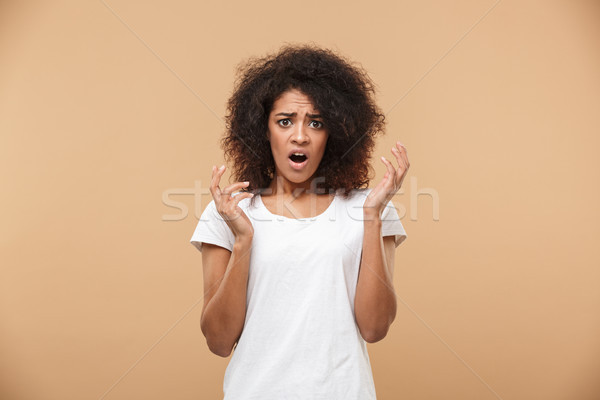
left=201, top=237, right=252, bottom=356
left=354, top=216, right=397, bottom=343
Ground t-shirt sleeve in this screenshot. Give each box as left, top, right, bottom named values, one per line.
left=381, top=199, right=408, bottom=248
left=190, top=199, right=235, bottom=253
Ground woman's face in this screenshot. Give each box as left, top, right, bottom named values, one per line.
left=267, top=88, right=328, bottom=191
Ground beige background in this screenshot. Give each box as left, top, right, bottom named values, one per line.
left=1, top=0, right=599, bottom=399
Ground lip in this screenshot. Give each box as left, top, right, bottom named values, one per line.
left=289, top=157, right=309, bottom=170
left=287, top=148, right=310, bottom=159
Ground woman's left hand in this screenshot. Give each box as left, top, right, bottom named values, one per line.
left=364, top=141, right=410, bottom=218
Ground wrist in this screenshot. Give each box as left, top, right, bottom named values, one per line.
left=363, top=210, right=382, bottom=226
left=233, top=235, right=253, bottom=248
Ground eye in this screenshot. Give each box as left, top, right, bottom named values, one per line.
left=309, top=120, right=324, bottom=129
left=277, top=118, right=292, bottom=127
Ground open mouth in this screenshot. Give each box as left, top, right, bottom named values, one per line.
left=289, top=154, right=308, bottom=163
left=288, top=152, right=309, bottom=170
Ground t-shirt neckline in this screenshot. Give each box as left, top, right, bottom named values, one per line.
left=256, top=192, right=337, bottom=222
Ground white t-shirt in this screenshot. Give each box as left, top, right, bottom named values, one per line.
left=190, top=188, right=407, bottom=400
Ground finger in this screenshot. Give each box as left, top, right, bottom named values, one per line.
left=223, top=181, right=250, bottom=195
left=396, top=141, right=407, bottom=154
left=209, top=165, right=218, bottom=196
left=232, top=191, right=254, bottom=206
left=393, top=144, right=408, bottom=166
left=396, top=143, right=410, bottom=170
left=392, top=150, right=409, bottom=188
left=214, top=165, right=226, bottom=194
left=222, top=192, right=254, bottom=222
left=381, top=156, right=396, bottom=182
left=391, top=146, right=404, bottom=169
left=391, top=147, right=409, bottom=184
left=380, top=156, right=396, bottom=195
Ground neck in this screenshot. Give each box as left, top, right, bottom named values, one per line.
left=267, top=174, right=324, bottom=197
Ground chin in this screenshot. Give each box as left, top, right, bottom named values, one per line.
left=284, top=173, right=312, bottom=183
left=276, top=166, right=316, bottom=184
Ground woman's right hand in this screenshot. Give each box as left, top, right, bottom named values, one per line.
left=210, top=164, right=255, bottom=241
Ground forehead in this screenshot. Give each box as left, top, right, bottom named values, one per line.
left=271, top=89, right=318, bottom=112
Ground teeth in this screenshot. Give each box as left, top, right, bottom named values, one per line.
left=292, top=153, right=305, bottom=156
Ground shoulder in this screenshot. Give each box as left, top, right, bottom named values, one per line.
left=333, top=188, right=373, bottom=219
left=336, top=188, right=373, bottom=205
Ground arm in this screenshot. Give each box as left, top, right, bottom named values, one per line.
left=200, top=237, right=253, bottom=357
left=200, top=164, right=255, bottom=357
left=354, top=216, right=397, bottom=343
left=355, top=141, right=409, bottom=343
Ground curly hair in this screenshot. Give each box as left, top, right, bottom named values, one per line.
left=221, top=42, right=386, bottom=205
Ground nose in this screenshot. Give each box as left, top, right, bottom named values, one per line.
left=291, top=123, right=309, bottom=145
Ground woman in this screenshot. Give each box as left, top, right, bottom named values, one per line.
left=190, top=43, right=410, bottom=399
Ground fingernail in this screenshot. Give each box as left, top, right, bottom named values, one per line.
left=220, top=164, right=225, bottom=170
left=244, top=181, right=249, bottom=185
left=381, top=156, right=386, bottom=161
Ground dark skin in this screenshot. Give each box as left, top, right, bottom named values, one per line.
left=260, top=89, right=332, bottom=219
left=355, top=140, right=409, bottom=342
left=200, top=89, right=410, bottom=355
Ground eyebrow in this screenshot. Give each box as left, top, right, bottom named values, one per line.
left=274, top=112, right=322, bottom=118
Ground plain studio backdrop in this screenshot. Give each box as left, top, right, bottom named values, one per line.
left=1, top=1, right=599, bottom=399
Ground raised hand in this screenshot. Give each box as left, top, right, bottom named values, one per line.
left=364, top=141, right=410, bottom=218
left=210, top=164, right=255, bottom=240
